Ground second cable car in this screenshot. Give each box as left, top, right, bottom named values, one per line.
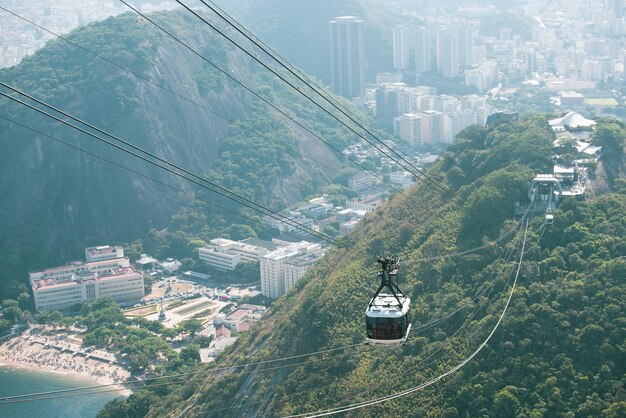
left=365, top=257, right=411, bottom=345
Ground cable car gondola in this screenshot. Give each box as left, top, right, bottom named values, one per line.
left=545, top=208, right=554, bottom=224
left=365, top=257, right=411, bottom=345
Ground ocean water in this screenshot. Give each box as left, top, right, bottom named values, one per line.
left=0, top=366, right=125, bottom=418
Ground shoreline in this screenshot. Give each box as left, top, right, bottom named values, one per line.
left=0, top=333, right=132, bottom=397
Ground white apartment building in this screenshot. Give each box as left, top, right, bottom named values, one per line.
left=415, top=27, right=431, bottom=73
left=340, top=219, right=360, bottom=235
left=30, top=250, right=144, bottom=312
left=465, top=68, right=489, bottom=92
left=348, top=172, right=377, bottom=191
left=465, top=61, right=499, bottom=93
left=260, top=242, right=323, bottom=298
left=298, top=197, right=334, bottom=219
left=393, top=113, right=422, bottom=146
left=263, top=212, right=314, bottom=234
left=329, top=16, right=365, bottom=98
left=420, top=110, right=445, bottom=144
left=346, top=198, right=382, bottom=212
left=393, top=26, right=410, bottom=70
left=445, top=110, right=477, bottom=143
left=390, top=171, right=415, bottom=189
left=198, top=238, right=272, bottom=271
left=283, top=252, right=323, bottom=292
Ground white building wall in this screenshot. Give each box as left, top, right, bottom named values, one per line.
left=393, top=26, right=410, bottom=70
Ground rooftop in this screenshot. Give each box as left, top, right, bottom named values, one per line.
left=241, top=237, right=280, bottom=251
left=30, top=256, right=131, bottom=278
left=549, top=112, right=596, bottom=130
left=85, top=245, right=120, bottom=257
left=32, top=265, right=139, bottom=290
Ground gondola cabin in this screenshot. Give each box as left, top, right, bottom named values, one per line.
left=365, top=257, right=412, bottom=345
left=366, top=294, right=411, bottom=345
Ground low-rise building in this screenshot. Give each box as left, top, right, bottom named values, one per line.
left=347, top=198, right=382, bottom=212
left=389, top=171, right=415, bottom=189
left=340, top=219, right=360, bottom=235
left=135, top=254, right=158, bottom=271
left=263, top=212, right=314, bottom=234
left=85, top=245, right=124, bottom=262
left=160, top=258, right=182, bottom=274
left=30, top=247, right=144, bottom=311
left=348, top=172, right=378, bottom=191
left=215, top=304, right=268, bottom=332
left=199, top=238, right=274, bottom=271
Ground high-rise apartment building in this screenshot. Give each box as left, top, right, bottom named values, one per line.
left=436, top=28, right=459, bottom=78
left=415, top=28, right=431, bottom=73
left=393, top=26, right=410, bottom=70
left=393, top=113, right=423, bottom=146
left=329, top=16, right=365, bottom=98
left=457, top=24, right=474, bottom=66
left=260, top=242, right=323, bottom=298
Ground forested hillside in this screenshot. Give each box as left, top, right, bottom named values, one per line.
left=0, top=10, right=361, bottom=299
left=98, top=116, right=626, bottom=417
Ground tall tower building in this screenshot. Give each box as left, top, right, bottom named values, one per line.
left=329, top=16, right=365, bottom=99
left=436, top=28, right=459, bottom=78
left=457, top=24, right=473, bottom=66
left=415, top=27, right=431, bottom=73
left=393, top=26, right=410, bottom=70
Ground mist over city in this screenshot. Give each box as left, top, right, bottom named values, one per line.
left=0, top=1, right=624, bottom=417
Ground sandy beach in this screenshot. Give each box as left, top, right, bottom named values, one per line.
left=0, top=328, right=132, bottom=396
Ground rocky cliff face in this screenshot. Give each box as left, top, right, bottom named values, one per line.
left=586, top=150, right=626, bottom=198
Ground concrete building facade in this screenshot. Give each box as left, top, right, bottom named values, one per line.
left=393, top=26, right=410, bottom=70
left=329, top=16, right=365, bottom=98
left=30, top=249, right=144, bottom=311
left=260, top=242, right=323, bottom=298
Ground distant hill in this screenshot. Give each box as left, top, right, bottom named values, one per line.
left=108, top=116, right=626, bottom=417
left=0, top=11, right=358, bottom=298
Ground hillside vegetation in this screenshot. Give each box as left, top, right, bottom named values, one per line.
left=0, top=10, right=363, bottom=299
left=97, top=116, right=625, bottom=417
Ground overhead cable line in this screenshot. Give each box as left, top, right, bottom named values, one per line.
left=176, top=0, right=492, bottom=225
left=0, top=340, right=364, bottom=404
left=262, top=225, right=524, bottom=416
left=206, top=225, right=524, bottom=416
left=0, top=226, right=522, bottom=406
left=116, top=0, right=404, bottom=198
left=171, top=0, right=529, bottom=265
left=284, top=220, right=530, bottom=417
left=0, top=5, right=384, bottom=187
left=0, top=353, right=344, bottom=405
left=0, top=226, right=525, bottom=407
left=405, top=201, right=533, bottom=265
left=0, top=113, right=268, bottom=230
left=0, top=84, right=339, bottom=246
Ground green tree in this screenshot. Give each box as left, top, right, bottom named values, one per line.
left=592, top=120, right=625, bottom=154
left=0, top=319, right=11, bottom=334
left=180, top=344, right=201, bottom=363
left=2, top=305, right=22, bottom=321
left=178, top=319, right=203, bottom=336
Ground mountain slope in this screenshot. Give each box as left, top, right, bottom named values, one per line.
left=117, top=116, right=626, bottom=418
